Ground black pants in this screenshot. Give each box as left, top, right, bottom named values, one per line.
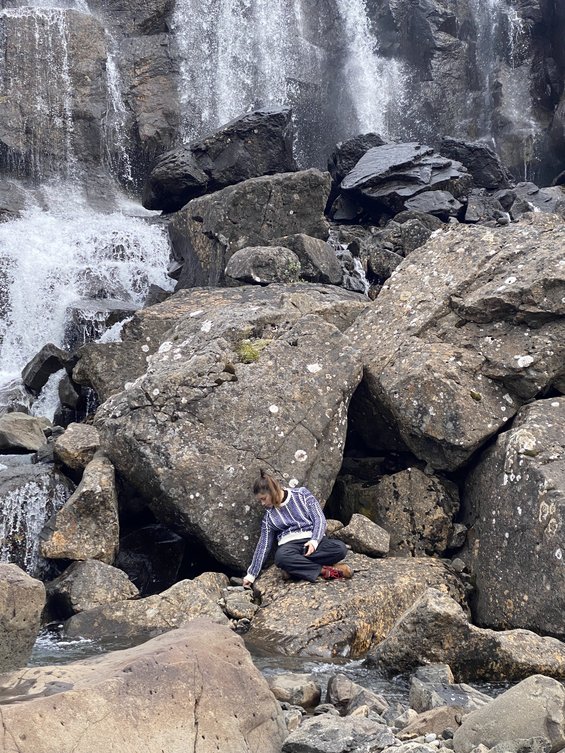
left=274, top=537, right=348, bottom=582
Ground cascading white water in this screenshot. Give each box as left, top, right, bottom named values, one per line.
left=0, top=468, right=72, bottom=576
left=103, top=52, right=134, bottom=186
left=470, top=0, right=540, bottom=178
left=334, top=0, right=406, bottom=136
left=0, top=188, right=171, bottom=388
left=0, top=7, right=76, bottom=180
left=172, top=0, right=403, bottom=156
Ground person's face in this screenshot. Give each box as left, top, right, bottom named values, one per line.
left=256, top=493, right=274, bottom=509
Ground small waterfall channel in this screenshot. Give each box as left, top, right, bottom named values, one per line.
left=470, top=0, right=540, bottom=179
left=0, top=0, right=172, bottom=575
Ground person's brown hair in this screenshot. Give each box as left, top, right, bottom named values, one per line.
left=253, top=469, right=284, bottom=506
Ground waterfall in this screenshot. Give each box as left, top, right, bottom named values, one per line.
left=334, top=0, right=405, bottom=137
left=172, top=0, right=403, bottom=162
left=0, top=7, right=76, bottom=181
left=0, top=189, right=171, bottom=390
left=470, top=0, right=540, bottom=179
left=0, top=466, right=72, bottom=576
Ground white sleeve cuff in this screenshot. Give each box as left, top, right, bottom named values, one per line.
left=308, top=539, right=319, bottom=550
left=244, top=573, right=256, bottom=584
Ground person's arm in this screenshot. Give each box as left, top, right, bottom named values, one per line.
left=243, top=518, right=275, bottom=587
left=301, top=487, right=327, bottom=552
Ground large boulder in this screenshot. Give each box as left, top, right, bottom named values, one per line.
left=0, top=564, right=45, bottom=672
left=362, top=468, right=460, bottom=556
left=168, top=169, right=331, bottom=288
left=21, top=343, right=75, bottom=395
left=0, top=622, right=287, bottom=753
left=0, top=464, right=74, bottom=576
left=349, top=212, right=565, bottom=470
left=64, top=579, right=228, bottom=639
left=248, top=554, right=465, bottom=659
left=0, top=412, right=48, bottom=451
left=463, top=397, right=565, bottom=636
left=225, top=245, right=302, bottom=285
left=40, top=453, right=119, bottom=564
left=339, top=143, right=472, bottom=218
left=53, top=422, right=100, bottom=471
left=440, top=137, right=514, bottom=190
left=282, top=714, right=389, bottom=753
left=46, top=559, right=139, bottom=617
left=93, top=285, right=367, bottom=570
left=367, top=588, right=565, bottom=682
left=143, top=107, right=297, bottom=212
left=453, top=675, right=565, bottom=753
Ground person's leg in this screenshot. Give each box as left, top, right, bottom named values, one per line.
left=307, top=537, right=348, bottom=566
left=275, top=540, right=322, bottom=582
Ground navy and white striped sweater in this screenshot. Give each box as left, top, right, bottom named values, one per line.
left=246, top=487, right=326, bottom=582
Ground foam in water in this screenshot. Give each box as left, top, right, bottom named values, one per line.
left=0, top=184, right=172, bottom=389
left=0, top=472, right=71, bottom=576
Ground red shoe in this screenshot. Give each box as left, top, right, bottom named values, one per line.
left=320, top=563, right=353, bottom=580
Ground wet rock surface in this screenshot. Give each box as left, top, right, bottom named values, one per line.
left=0, top=564, right=45, bottom=673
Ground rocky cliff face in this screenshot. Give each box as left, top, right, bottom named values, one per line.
left=0, top=0, right=563, bottom=190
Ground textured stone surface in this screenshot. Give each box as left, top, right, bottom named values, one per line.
left=268, top=673, right=321, bottom=709
left=0, top=622, right=287, bottom=753
left=225, top=245, right=301, bottom=284
left=349, top=213, right=565, bottom=470
left=0, top=564, right=45, bottom=673
left=64, top=579, right=228, bottom=639
left=0, top=412, right=47, bottom=451
left=92, top=285, right=367, bottom=570
left=40, top=453, right=119, bottom=564
left=333, top=513, right=390, bottom=557
left=248, top=554, right=464, bottom=659
left=46, top=559, right=138, bottom=616
left=463, top=397, right=565, bottom=636
left=282, top=714, right=388, bottom=753
left=367, top=589, right=565, bottom=682
left=169, top=169, right=331, bottom=288
left=53, top=423, right=100, bottom=471
left=440, top=137, right=514, bottom=190
left=143, top=107, right=297, bottom=212
left=453, top=675, right=565, bottom=753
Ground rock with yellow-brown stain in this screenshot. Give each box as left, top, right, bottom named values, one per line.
left=247, top=553, right=465, bottom=659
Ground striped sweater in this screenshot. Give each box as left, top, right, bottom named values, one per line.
left=245, top=487, right=326, bottom=582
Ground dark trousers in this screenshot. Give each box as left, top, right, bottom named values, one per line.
left=274, top=537, right=348, bottom=582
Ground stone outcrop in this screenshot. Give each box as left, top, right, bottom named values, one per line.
left=332, top=513, right=390, bottom=557
left=53, top=423, right=100, bottom=471
left=0, top=622, right=287, bottom=753
left=409, top=664, right=491, bottom=714
left=64, top=579, right=228, bottom=639
left=21, top=343, right=75, bottom=394
left=463, top=397, right=565, bottom=636
left=248, top=554, right=464, bottom=659
left=453, top=675, right=565, bottom=753
left=339, top=143, right=472, bottom=220
left=271, top=234, right=343, bottom=285
left=92, top=285, right=367, bottom=570
left=349, top=212, right=565, bottom=471
left=367, top=589, right=565, bottom=682
left=143, top=107, right=297, bottom=212
left=282, top=714, right=390, bottom=753
left=46, top=559, right=138, bottom=616
left=225, top=245, right=302, bottom=285
left=0, top=564, right=45, bottom=673
left=168, top=169, right=331, bottom=288
left=440, top=137, right=514, bottom=190
left=0, top=412, right=48, bottom=451
left=40, top=453, right=119, bottom=564
left=364, top=468, right=460, bottom=557
left=268, top=673, right=321, bottom=709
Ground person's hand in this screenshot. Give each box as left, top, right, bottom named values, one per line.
left=242, top=578, right=253, bottom=589
left=303, top=542, right=315, bottom=557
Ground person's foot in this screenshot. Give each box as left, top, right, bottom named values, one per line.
left=320, top=562, right=353, bottom=580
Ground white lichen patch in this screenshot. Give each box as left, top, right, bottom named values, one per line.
left=515, top=355, right=534, bottom=368
left=307, top=363, right=322, bottom=373
left=289, top=478, right=299, bottom=488
left=152, top=389, right=160, bottom=397
left=201, top=320, right=212, bottom=333
left=190, top=309, right=204, bottom=317
left=141, top=344, right=150, bottom=353
left=294, top=450, right=308, bottom=462
left=269, top=405, right=279, bottom=414
left=159, top=341, right=173, bottom=353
